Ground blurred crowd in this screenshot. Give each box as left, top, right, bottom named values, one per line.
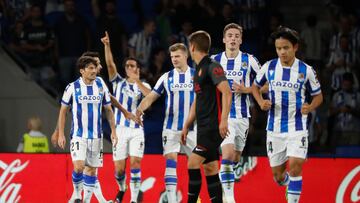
left=1, top=0, right=359, bottom=155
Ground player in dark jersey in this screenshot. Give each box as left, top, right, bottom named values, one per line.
left=181, top=30, right=232, bottom=203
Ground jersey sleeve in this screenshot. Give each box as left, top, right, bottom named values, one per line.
left=249, top=55, right=261, bottom=74
left=254, top=62, right=269, bottom=87
left=152, top=73, right=167, bottom=95
left=306, top=66, right=321, bottom=96
left=249, top=55, right=262, bottom=85
left=110, top=73, right=124, bottom=91
left=101, top=79, right=111, bottom=106
left=208, top=63, right=227, bottom=85
left=61, top=83, right=73, bottom=106
left=142, top=81, right=152, bottom=90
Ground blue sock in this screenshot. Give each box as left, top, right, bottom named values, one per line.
left=220, top=159, right=235, bottom=200
left=165, top=159, right=177, bottom=202
left=130, top=168, right=141, bottom=202
left=288, top=176, right=302, bottom=203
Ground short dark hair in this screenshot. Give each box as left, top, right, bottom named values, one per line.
left=77, top=56, right=97, bottom=70
left=82, top=51, right=100, bottom=58
left=123, top=57, right=142, bottom=69
left=223, top=23, right=243, bottom=36
left=188, top=30, right=211, bottom=53
left=271, top=26, right=300, bottom=45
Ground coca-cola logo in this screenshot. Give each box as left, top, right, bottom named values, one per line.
left=336, top=165, right=360, bottom=203
left=0, top=159, right=29, bottom=203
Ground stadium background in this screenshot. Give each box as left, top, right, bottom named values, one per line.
left=0, top=0, right=359, bottom=202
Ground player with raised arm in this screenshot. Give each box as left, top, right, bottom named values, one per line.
left=101, top=31, right=151, bottom=203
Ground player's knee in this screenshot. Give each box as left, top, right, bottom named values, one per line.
left=130, top=157, right=141, bottom=169
left=289, top=167, right=302, bottom=177
left=84, top=167, right=97, bottom=176
left=73, top=164, right=85, bottom=173
left=203, top=162, right=219, bottom=176
left=114, top=162, right=125, bottom=174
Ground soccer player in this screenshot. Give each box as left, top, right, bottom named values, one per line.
left=136, top=43, right=196, bottom=202
left=51, top=51, right=136, bottom=203
left=211, top=23, right=261, bottom=202
left=57, top=56, right=118, bottom=203
left=101, top=32, right=151, bottom=203
left=252, top=26, right=323, bottom=203
left=181, top=31, right=232, bottom=203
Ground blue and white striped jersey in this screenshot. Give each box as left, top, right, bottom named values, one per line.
left=255, top=58, right=321, bottom=133
left=153, top=67, right=195, bottom=131
left=111, top=73, right=151, bottom=128
left=61, top=77, right=111, bottom=139
left=211, top=51, right=261, bottom=118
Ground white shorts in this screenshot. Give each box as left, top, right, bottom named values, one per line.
left=266, top=130, right=308, bottom=167
left=221, top=118, right=249, bottom=151
left=113, top=126, right=145, bottom=161
left=70, top=136, right=103, bottom=168
left=162, top=129, right=196, bottom=156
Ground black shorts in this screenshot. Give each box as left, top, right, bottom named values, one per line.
left=193, top=129, right=223, bottom=164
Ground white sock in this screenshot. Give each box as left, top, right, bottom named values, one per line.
left=288, top=176, right=302, bottom=203
left=93, top=178, right=107, bottom=203
left=71, top=171, right=83, bottom=200
left=165, top=159, right=177, bottom=202
left=83, top=175, right=96, bottom=203
left=220, top=159, right=235, bottom=202
left=130, top=168, right=141, bottom=202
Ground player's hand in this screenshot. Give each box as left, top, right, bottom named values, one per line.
left=51, top=129, right=59, bottom=147
left=128, top=69, right=140, bottom=81
left=101, top=31, right=110, bottom=46
left=125, top=111, right=143, bottom=127
left=232, top=81, right=246, bottom=93
left=260, top=99, right=272, bottom=111
left=181, top=126, right=189, bottom=145
left=111, top=131, right=118, bottom=147
left=219, top=118, right=229, bottom=139
left=58, top=133, right=66, bottom=150
left=301, top=103, right=312, bottom=114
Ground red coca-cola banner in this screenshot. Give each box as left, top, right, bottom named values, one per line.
left=0, top=153, right=359, bottom=203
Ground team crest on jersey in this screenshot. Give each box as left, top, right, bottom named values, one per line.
left=76, top=88, right=80, bottom=92
left=242, top=62, right=248, bottom=68
left=297, top=73, right=305, bottom=83
left=269, top=70, right=275, bottom=77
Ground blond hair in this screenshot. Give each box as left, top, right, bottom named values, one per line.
left=169, top=43, right=188, bottom=53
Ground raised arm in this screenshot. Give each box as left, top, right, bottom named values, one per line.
left=101, top=31, right=118, bottom=80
